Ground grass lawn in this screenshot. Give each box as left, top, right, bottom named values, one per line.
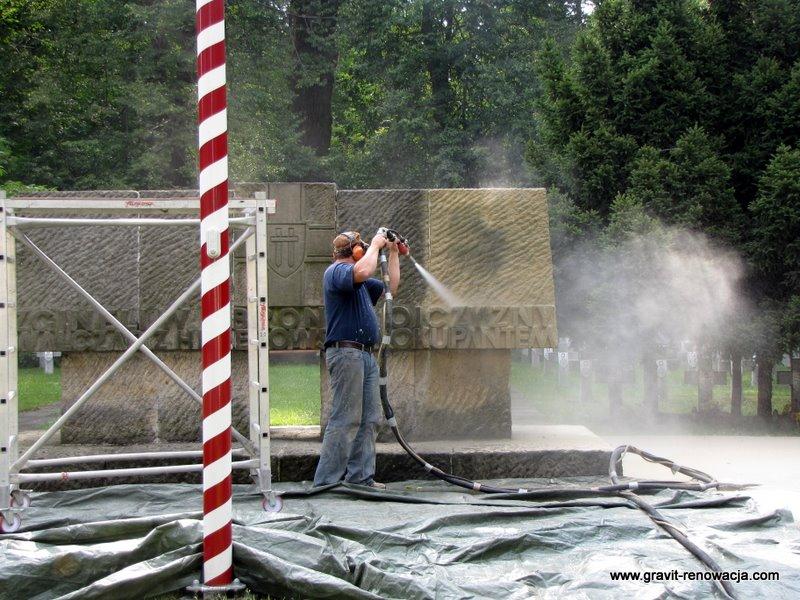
left=16, top=361, right=794, bottom=432
left=510, top=361, right=793, bottom=424
left=16, top=364, right=321, bottom=426
left=18, top=367, right=61, bottom=412
left=269, top=363, right=320, bottom=425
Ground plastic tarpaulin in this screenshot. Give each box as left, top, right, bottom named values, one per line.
left=1, top=479, right=799, bottom=599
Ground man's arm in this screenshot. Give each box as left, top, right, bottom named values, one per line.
left=353, top=232, right=387, bottom=283
left=388, top=243, right=400, bottom=296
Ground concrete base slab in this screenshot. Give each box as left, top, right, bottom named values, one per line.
left=18, top=425, right=611, bottom=491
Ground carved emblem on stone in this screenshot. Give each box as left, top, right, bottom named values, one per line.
left=268, top=223, right=307, bottom=278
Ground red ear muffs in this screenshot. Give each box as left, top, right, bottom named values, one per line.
left=342, top=231, right=367, bottom=260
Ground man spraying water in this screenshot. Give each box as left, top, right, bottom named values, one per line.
left=313, top=229, right=401, bottom=488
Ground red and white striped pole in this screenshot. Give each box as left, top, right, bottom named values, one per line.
left=196, top=0, right=233, bottom=588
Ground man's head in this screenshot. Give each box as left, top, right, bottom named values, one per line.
left=332, top=231, right=367, bottom=261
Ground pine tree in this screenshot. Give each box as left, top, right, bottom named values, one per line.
left=749, top=145, right=800, bottom=297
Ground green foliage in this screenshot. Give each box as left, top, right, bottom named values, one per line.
left=532, top=0, right=721, bottom=215
left=749, top=301, right=784, bottom=362
left=749, top=145, right=800, bottom=296
left=603, top=194, right=661, bottom=243
left=226, top=1, right=320, bottom=181
left=532, top=0, right=800, bottom=367
left=780, top=295, right=800, bottom=354
left=0, top=0, right=316, bottom=189
left=547, top=186, right=600, bottom=252
left=0, top=0, right=582, bottom=190
left=328, top=0, right=582, bottom=188
left=532, top=0, right=800, bottom=235
left=624, top=127, right=742, bottom=244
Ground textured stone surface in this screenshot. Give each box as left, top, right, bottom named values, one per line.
left=426, top=188, right=555, bottom=310
left=14, top=186, right=556, bottom=351
left=336, top=189, right=429, bottom=307
left=321, top=349, right=511, bottom=441
left=13, top=186, right=557, bottom=444
left=16, top=216, right=138, bottom=352
left=138, top=214, right=201, bottom=342
left=323, top=187, right=556, bottom=441
left=418, top=349, right=511, bottom=439
left=60, top=352, right=251, bottom=444
left=334, top=188, right=557, bottom=347
left=13, top=185, right=335, bottom=352
left=59, top=354, right=158, bottom=445
left=235, top=182, right=336, bottom=309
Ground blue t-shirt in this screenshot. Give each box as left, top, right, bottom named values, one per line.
left=323, top=262, right=384, bottom=346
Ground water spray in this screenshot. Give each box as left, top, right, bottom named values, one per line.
left=375, top=227, right=461, bottom=307
left=370, top=235, right=746, bottom=599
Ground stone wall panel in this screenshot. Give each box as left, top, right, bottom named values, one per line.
left=336, top=189, right=429, bottom=307
left=426, top=188, right=555, bottom=309
left=11, top=186, right=556, bottom=444
left=60, top=354, right=161, bottom=444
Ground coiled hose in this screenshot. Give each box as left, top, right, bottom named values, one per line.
left=376, top=249, right=743, bottom=599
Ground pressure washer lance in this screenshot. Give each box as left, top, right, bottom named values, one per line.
left=375, top=239, right=747, bottom=600
left=376, top=227, right=409, bottom=256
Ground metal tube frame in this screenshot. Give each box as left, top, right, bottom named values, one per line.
left=0, top=193, right=277, bottom=530
left=7, top=216, right=254, bottom=228
left=27, top=448, right=248, bottom=468
left=247, top=194, right=272, bottom=499
left=11, top=229, right=256, bottom=456
left=18, top=459, right=259, bottom=484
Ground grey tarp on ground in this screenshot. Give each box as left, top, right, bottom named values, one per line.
left=1, top=479, right=799, bottom=599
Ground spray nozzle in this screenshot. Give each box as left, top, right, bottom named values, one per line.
left=376, top=227, right=410, bottom=255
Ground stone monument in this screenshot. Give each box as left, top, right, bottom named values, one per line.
left=14, top=185, right=556, bottom=443
left=326, top=188, right=556, bottom=440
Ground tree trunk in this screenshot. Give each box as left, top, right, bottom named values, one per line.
left=756, top=357, right=774, bottom=418
left=730, top=351, right=742, bottom=417
left=792, top=354, right=800, bottom=414
left=289, top=0, right=342, bottom=156
left=657, top=368, right=668, bottom=408
left=642, top=355, right=658, bottom=416
left=575, top=1, right=583, bottom=23
left=608, top=380, right=622, bottom=416
left=580, top=359, right=593, bottom=403
left=697, top=350, right=714, bottom=412
left=421, top=0, right=454, bottom=131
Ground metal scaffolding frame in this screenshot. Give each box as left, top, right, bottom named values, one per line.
left=0, top=192, right=278, bottom=532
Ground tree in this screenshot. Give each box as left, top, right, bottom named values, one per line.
left=533, top=0, right=800, bottom=423
left=0, top=1, right=317, bottom=189
left=330, top=0, right=582, bottom=188
left=750, top=146, right=800, bottom=416
left=226, top=1, right=319, bottom=182
left=749, top=145, right=800, bottom=298
left=288, top=0, right=343, bottom=158
left=623, top=127, right=743, bottom=245
left=532, top=0, right=722, bottom=216
left=710, top=0, right=800, bottom=210
left=750, top=305, right=782, bottom=418
left=780, top=296, right=800, bottom=414
left=1, top=0, right=138, bottom=188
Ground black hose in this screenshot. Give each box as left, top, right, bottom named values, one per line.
left=377, top=249, right=742, bottom=599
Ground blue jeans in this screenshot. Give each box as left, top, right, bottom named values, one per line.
left=314, top=347, right=381, bottom=486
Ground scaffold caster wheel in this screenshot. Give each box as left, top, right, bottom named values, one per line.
left=1, top=512, right=21, bottom=533
left=262, top=494, right=283, bottom=513
left=10, top=491, right=31, bottom=509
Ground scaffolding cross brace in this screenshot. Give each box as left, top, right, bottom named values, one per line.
left=0, top=192, right=277, bottom=537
